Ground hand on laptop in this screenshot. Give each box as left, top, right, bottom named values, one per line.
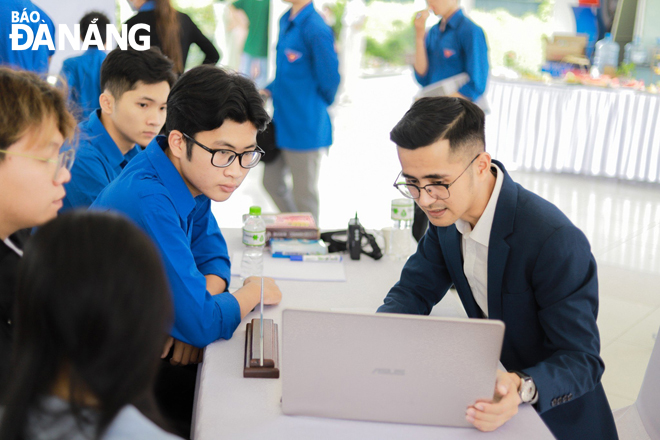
left=465, top=370, right=521, bottom=431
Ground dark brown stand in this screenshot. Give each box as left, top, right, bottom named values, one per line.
left=244, top=318, right=280, bottom=378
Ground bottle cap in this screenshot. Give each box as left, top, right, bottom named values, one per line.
left=249, top=206, right=261, bottom=216
left=391, top=198, right=414, bottom=221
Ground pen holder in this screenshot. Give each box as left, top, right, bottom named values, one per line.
left=244, top=318, right=280, bottom=378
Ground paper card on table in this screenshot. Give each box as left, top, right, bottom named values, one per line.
left=231, top=252, right=346, bottom=282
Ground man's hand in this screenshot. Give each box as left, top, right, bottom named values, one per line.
left=466, top=370, right=522, bottom=432
left=243, top=276, right=282, bottom=305
left=166, top=338, right=204, bottom=366
left=414, top=9, right=430, bottom=37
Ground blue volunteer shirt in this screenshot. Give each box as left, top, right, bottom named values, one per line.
left=266, top=3, right=340, bottom=151
left=91, top=136, right=240, bottom=348
left=61, top=109, right=141, bottom=211
left=60, top=48, right=107, bottom=119
left=415, top=9, right=489, bottom=102
left=0, top=0, right=55, bottom=74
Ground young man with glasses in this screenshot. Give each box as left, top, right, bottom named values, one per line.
left=91, top=65, right=281, bottom=436
left=0, top=67, right=76, bottom=386
left=378, top=97, right=617, bottom=440
left=61, top=47, right=176, bottom=211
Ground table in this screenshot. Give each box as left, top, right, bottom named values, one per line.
left=486, top=77, right=660, bottom=184
left=191, top=229, right=555, bottom=439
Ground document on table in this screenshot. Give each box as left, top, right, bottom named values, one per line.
left=231, top=252, right=347, bottom=282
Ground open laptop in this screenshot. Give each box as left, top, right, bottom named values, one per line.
left=281, top=309, right=505, bottom=428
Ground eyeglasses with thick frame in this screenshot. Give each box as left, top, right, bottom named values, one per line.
left=182, top=133, right=265, bottom=169
left=393, top=154, right=480, bottom=200
left=0, top=148, right=76, bottom=181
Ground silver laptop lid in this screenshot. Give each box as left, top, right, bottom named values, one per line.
left=281, top=309, right=505, bottom=427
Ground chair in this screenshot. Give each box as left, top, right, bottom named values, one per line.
left=613, top=327, right=660, bottom=439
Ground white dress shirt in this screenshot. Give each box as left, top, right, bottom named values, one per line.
left=454, top=164, right=503, bottom=317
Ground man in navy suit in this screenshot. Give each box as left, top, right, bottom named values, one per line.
left=378, top=97, right=618, bottom=439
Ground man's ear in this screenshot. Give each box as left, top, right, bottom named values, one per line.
left=99, top=91, right=114, bottom=115
left=475, top=151, right=492, bottom=176
left=168, top=130, right=186, bottom=160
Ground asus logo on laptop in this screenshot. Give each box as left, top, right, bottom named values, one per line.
left=372, top=368, right=405, bottom=376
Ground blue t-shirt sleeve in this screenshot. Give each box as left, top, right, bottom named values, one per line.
left=139, top=194, right=241, bottom=348
left=305, top=24, right=340, bottom=106
left=457, top=25, right=489, bottom=101
left=190, top=198, right=231, bottom=288
left=414, top=30, right=433, bottom=87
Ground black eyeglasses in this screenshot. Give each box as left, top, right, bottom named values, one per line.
left=182, top=133, right=264, bottom=169
left=393, top=154, right=480, bottom=200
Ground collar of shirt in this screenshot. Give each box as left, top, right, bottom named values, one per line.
left=455, top=163, right=504, bottom=247
left=438, top=8, right=464, bottom=32
left=145, top=136, right=197, bottom=221
left=2, top=237, right=23, bottom=257
left=80, top=110, right=137, bottom=172
left=139, top=0, right=156, bottom=12
left=285, top=2, right=313, bottom=24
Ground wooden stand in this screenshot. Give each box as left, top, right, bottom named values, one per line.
left=244, top=318, right=279, bottom=378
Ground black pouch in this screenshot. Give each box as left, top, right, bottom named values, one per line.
left=257, top=121, right=280, bottom=164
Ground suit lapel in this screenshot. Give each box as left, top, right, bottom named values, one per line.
left=437, top=225, right=482, bottom=318
left=487, top=161, right=518, bottom=320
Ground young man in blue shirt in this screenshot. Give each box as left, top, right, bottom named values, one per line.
left=413, top=0, right=489, bottom=103
left=61, top=47, right=175, bottom=211
left=261, top=0, right=340, bottom=223
left=60, top=11, right=111, bottom=120
left=0, top=0, right=55, bottom=74
left=92, top=65, right=282, bottom=436
left=379, top=97, right=617, bottom=440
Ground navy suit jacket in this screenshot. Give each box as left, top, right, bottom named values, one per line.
left=378, top=161, right=617, bottom=440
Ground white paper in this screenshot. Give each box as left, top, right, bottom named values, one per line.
left=232, top=252, right=347, bottom=282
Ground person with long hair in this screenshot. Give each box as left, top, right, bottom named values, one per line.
left=0, top=211, right=181, bottom=439
left=0, top=67, right=76, bottom=387
left=126, top=0, right=220, bottom=74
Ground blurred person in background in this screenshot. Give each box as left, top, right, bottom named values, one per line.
left=60, top=11, right=111, bottom=121
left=0, top=0, right=55, bottom=74
left=261, top=0, right=340, bottom=224
left=229, top=0, right=270, bottom=89
left=126, top=0, right=221, bottom=74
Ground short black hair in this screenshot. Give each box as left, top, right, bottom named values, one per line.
left=80, top=11, right=110, bottom=44
left=100, top=47, right=176, bottom=99
left=390, top=97, right=486, bottom=156
left=165, top=65, right=270, bottom=159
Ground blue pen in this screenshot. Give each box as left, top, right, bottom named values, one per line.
left=290, top=255, right=342, bottom=262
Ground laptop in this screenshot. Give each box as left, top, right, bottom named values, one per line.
left=281, top=309, right=505, bottom=427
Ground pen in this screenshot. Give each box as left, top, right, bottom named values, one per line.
left=289, top=254, right=343, bottom=262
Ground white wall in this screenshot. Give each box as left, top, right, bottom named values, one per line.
left=32, top=0, right=116, bottom=76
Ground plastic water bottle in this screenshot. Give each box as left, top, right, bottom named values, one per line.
left=388, top=198, right=414, bottom=260
left=593, top=33, right=620, bottom=76
left=241, top=206, right=266, bottom=279
left=623, top=36, right=647, bottom=66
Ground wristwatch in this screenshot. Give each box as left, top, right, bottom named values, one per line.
left=512, top=371, right=538, bottom=404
